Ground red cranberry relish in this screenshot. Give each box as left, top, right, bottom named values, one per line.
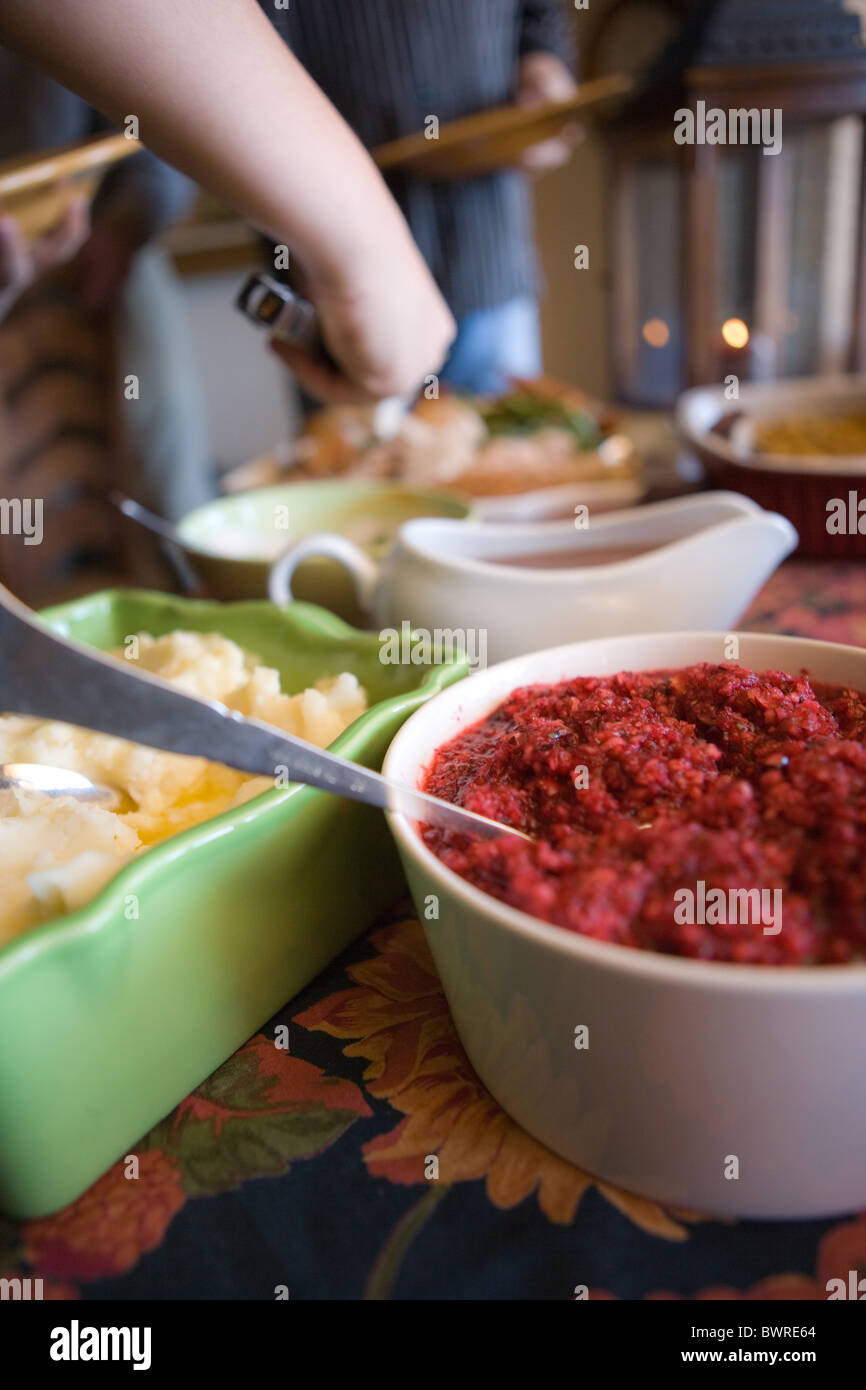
left=421, top=664, right=866, bottom=964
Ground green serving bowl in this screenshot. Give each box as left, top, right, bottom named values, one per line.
left=0, top=589, right=467, bottom=1217
left=175, top=480, right=473, bottom=623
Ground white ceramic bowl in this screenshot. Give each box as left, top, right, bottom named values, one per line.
left=383, top=631, right=866, bottom=1219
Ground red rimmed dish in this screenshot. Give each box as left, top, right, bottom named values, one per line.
left=676, top=376, right=866, bottom=559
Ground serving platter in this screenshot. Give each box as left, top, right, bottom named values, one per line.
left=0, top=133, right=140, bottom=240
left=373, top=74, right=633, bottom=178
left=0, top=589, right=465, bottom=1217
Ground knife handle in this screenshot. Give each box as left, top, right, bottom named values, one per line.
left=0, top=583, right=521, bottom=843
left=236, top=272, right=337, bottom=370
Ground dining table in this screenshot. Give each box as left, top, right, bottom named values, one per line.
left=3, top=555, right=865, bottom=1303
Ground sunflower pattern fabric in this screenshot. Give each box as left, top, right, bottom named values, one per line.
left=1, top=560, right=864, bottom=1299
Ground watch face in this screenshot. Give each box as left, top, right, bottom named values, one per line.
left=588, top=0, right=684, bottom=78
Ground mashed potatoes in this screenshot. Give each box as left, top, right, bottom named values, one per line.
left=0, top=631, right=367, bottom=945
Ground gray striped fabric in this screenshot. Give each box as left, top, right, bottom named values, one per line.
left=261, top=0, right=575, bottom=317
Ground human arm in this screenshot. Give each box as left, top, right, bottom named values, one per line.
left=0, top=0, right=455, bottom=398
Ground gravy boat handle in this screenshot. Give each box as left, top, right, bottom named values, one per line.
left=269, top=533, right=379, bottom=610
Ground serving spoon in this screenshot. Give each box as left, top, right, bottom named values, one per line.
left=109, top=492, right=186, bottom=548
left=0, top=762, right=123, bottom=808
left=0, top=583, right=528, bottom=843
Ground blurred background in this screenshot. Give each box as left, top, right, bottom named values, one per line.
left=2, top=0, right=866, bottom=606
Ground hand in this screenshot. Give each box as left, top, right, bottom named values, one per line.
left=0, top=193, right=90, bottom=321
left=515, top=51, right=582, bottom=174
left=269, top=235, right=456, bottom=404
left=0, top=0, right=455, bottom=402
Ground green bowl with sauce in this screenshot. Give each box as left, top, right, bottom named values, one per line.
left=176, top=481, right=473, bottom=624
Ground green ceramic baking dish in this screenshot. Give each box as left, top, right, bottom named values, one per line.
left=0, top=589, right=467, bottom=1217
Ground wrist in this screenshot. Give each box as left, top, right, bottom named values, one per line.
left=300, top=216, right=414, bottom=303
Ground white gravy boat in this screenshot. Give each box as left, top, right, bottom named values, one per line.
left=268, top=492, right=797, bottom=663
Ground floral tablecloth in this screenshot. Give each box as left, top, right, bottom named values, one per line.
left=2, top=560, right=865, bottom=1302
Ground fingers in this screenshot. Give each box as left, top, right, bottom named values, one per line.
left=30, top=193, right=90, bottom=276
left=0, top=215, right=31, bottom=294
left=513, top=50, right=582, bottom=175
left=519, top=122, right=584, bottom=173
left=269, top=300, right=455, bottom=404
left=268, top=338, right=378, bottom=405
left=0, top=197, right=91, bottom=320
left=516, top=52, right=579, bottom=106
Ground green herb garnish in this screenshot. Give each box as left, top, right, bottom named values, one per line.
left=477, top=392, right=604, bottom=451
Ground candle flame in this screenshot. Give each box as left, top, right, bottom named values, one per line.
left=642, top=318, right=670, bottom=348
left=721, top=318, right=749, bottom=349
